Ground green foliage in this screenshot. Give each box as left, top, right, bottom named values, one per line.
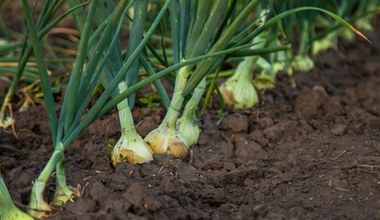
left=138, top=93, right=161, bottom=108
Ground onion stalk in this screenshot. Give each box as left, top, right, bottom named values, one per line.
left=89, top=0, right=158, bottom=164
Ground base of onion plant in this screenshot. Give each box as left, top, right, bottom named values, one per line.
left=253, top=71, right=276, bottom=90
left=338, top=28, right=355, bottom=41
left=111, top=108, right=154, bottom=164
left=177, top=115, right=200, bottom=147
left=144, top=65, right=193, bottom=157
left=312, top=32, right=337, bottom=55
left=27, top=148, right=78, bottom=217
left=291, top=54, right=315, bottom=72
left=51, top=159, right=79, bottom=206
left=0, top=174, right=33, bottom=220
left=111, top=82, right=153, bottom=165
left=27, top=142, right=66, bottom=218
left=252, top=57, right=277, bottom=90
left=112, top=128, right=154, bottom=164
left=177, top=78, right=205, bottom=147
left=220, top=56, right=259, bottom=109
left=144, top=66, right=191, bottom=158
left=144, top=120, right=189, bottom=158
left=28, top=180, right=52, bottom=218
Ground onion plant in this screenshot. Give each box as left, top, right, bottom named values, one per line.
left=110, top=0, right=162, bottom=165
left=66, top=0, right=160, bottom=165
left=219, top=9, right=270, bottom=109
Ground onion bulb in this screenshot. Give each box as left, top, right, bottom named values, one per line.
left=291, top=55, right=314, bottom=73
left=177, top=115, right=200, bottom=147
left=220, top=59, right=259, bottom=109
left=144, top=122, right=189, bottom=158
left=112, top=82, right=153, bottom=165
left=28, top=181, right=52, bottom=219
left=112, top=129, right=153, bottom=164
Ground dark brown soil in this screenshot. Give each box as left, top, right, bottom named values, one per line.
left=1, top=27, right=380, bottom=220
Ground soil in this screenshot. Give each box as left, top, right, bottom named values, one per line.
left=1, top=23, right=380, bottom=220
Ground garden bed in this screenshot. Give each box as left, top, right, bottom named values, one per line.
left=1, top=22, right=380, bottom=220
